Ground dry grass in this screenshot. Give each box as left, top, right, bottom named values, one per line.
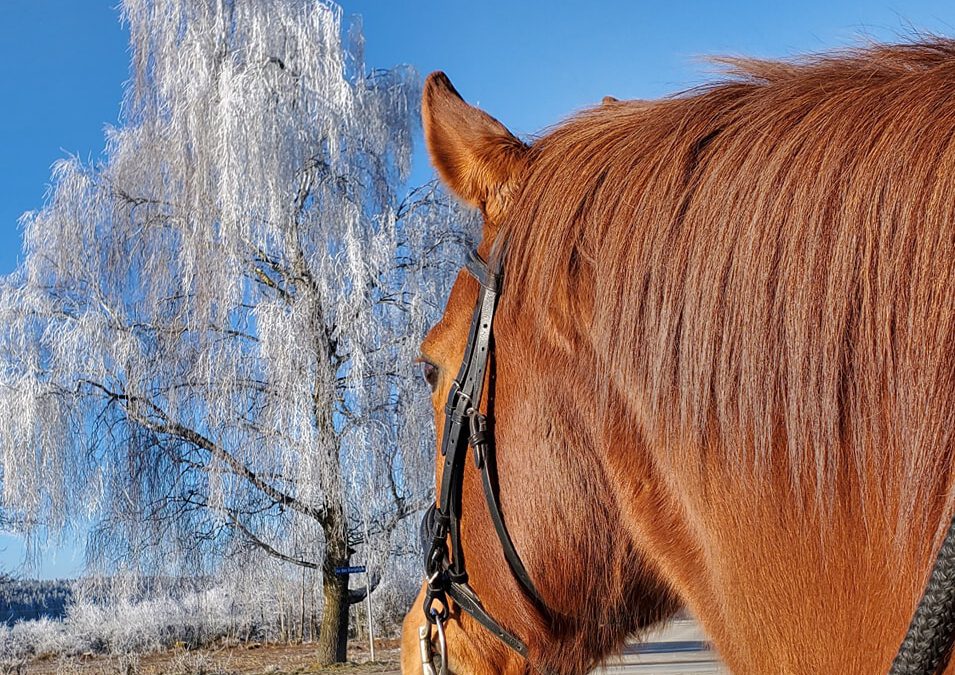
left=18, top=640, right=400, bottom=675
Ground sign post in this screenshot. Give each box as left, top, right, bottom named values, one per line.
left=334, top=564, right=374, bottom=661
left=365, top=567, right=376, bottom=661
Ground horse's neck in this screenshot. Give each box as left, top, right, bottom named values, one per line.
left=604, top=435, right=946, bottom=673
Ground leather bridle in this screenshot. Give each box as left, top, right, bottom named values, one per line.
left=418, top=247, right=547, bottom=672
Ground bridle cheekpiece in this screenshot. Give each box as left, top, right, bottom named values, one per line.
left=418, top=248, right=548, bottom=673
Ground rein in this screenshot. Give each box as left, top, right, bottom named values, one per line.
left=418, top=248, right=547, bottom=672
left=891, top=513, right=955, bottom=674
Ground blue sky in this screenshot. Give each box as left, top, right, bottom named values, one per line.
left=1, top=0, right=953, bottom=577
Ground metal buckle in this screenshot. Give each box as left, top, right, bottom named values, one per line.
left=449, top=389, right=471, bottom=425
left=444, top=381, right=467, bottom=416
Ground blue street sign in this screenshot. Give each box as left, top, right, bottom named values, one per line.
left=334, top=565, right=366, bottom=575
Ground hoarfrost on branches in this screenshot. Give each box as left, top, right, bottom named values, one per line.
left=0, top=0, right=470, bottom=660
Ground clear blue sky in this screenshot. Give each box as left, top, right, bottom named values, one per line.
left=1, top=0, right=953, bottom=578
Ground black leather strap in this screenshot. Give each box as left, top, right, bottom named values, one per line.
left=465, top=248, right=503, bottom=292
left=421, top=248, right=546, bottom=661
left=447, top=581, right=529, bottom=657
left=477, top=433, right=547, bottom=608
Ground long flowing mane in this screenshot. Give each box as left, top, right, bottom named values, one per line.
left=502, top=39, right=955, bottom=527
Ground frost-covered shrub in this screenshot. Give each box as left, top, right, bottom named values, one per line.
left=66, top=599, right=171, bottom=653
left=0, top=589, right=227, bottom=657
left=4, top=618, right=81, bottom=659
left=362, top=571, right=420, bottom=639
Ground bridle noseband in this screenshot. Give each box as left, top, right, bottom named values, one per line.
left=418, top=248, right=547, bottom=670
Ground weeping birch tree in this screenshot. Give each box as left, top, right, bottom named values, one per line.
left=0, top=0, right=463, bottom=663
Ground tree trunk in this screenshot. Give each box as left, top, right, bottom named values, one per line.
left=311, top=294, right=353, bottom=665
left=315, top=485, right=351, bottom=665
left=316, top=553, right=350, bottom=663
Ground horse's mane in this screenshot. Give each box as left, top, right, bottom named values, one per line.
left=503, top=39, right=955, bottom=519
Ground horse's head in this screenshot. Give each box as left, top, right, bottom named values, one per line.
left=400, top=73, right=677, bottom=675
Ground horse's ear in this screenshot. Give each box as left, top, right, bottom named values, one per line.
left=422, top=72, right=528, bottom=224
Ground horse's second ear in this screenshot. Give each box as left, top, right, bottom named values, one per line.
left=422, top=72, right=528, bottom=222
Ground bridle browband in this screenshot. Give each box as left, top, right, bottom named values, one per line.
left=418, top=247, right=547, bottom=669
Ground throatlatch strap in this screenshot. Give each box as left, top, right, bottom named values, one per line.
left=479, top=449, right=546, bottom=607
left=447, top=582, right=529, bottom=657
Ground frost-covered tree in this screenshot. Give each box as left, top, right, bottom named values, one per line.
left=0, top=0, right=464, bottom=663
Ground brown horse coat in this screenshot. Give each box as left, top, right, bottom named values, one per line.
left=402, top=40, right=955, bottom=674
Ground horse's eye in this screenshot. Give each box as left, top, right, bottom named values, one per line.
left=420, top=360, right=439, bottom=391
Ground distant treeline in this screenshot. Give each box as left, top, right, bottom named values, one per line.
left=0, top=578, right=73, bottom=625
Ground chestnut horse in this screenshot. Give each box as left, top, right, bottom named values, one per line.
left=401, top=40, right=955, bottom=674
